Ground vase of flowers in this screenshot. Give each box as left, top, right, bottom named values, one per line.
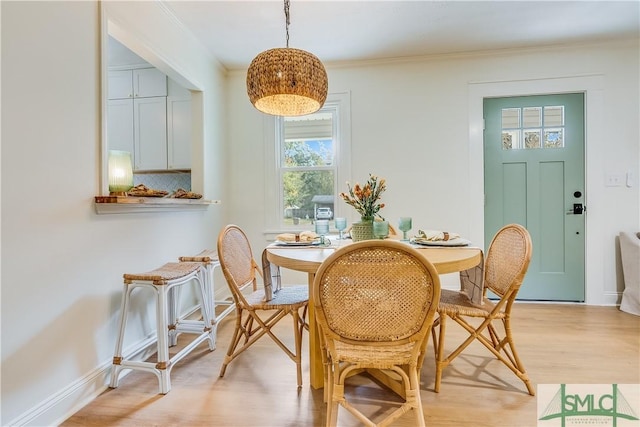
left=340, top=174, right=386, bottom=241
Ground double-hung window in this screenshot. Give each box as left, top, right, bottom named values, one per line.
left=264, top=92, right=351, bottom=233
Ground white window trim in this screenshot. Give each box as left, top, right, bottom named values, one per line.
left=263, top=92, right=352, bottom=238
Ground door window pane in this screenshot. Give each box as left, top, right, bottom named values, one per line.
left=523, top=107, right=542, bottom=127
left=501, top=108, right=520, bottom=128
left=524, top=130, right=541, bottom=149
left=501, top=105, right=566, bottom=150
left=544, top=106, right=564, bottom=126
left=545, top=128, right=564, bottom=148
left=502, top=130, right=519, bottom=150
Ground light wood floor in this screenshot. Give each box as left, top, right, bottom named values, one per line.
left=63, top=304, right=639, bottom=427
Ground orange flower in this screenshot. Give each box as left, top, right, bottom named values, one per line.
left=340, top=174, right=386, bottom=220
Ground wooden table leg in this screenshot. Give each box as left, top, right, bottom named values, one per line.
left=307, top=272, right=325, bottom=389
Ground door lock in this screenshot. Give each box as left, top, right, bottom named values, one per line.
left=567, top=203, right=584, bottom=215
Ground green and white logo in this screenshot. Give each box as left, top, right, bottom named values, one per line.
left=538, top=384, right=640, bottom=426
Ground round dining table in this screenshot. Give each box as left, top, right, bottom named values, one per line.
left=266, top=240, right=483, bottom=390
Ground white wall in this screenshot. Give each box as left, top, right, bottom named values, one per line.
left=1, top=2, right=227, bottom=425
left=1, top=2, right=638, bottom=425
left=227, top=39, right=639, bottom=300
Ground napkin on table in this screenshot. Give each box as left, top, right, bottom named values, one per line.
left=416, top=229, right=461, bottom=241
left=275, top=231, right=319, bottom=242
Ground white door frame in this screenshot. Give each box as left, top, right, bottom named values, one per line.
left=468, top=74, right=606, bottom=305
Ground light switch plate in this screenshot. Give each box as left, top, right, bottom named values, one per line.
left=605, top=174, right=623, bottom=187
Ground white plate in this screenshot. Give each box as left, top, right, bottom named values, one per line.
left=412, top=238, right=471, bottom=247
left=273, top=240, right=321, bottom=246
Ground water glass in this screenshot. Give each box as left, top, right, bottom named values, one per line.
left=373, top=220, right=389, bottom=239
left=315, top=220, right=330, bottom=243
left=398, top=217, right=412, bottom=241
left=334, top=217, right=347, bottom=239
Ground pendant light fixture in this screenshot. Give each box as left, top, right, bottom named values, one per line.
left=246, top=0, right=328, bottom=116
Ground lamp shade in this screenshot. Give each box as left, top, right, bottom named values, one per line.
left=246, top=47, right=328, bottom=117
left=108, top=150, right=134, bottom=195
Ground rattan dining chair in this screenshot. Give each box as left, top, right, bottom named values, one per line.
left=216, top=225, right=308, bottom=387
left=313, top=240, right=441, bottom=427
left=431, top=223, right=535, bottom=395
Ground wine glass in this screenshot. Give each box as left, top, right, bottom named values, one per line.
left=334, top=217, right=347, bottom=240
left=373, top=220, right=389, bottom=240
left=398, top=217, right=412, bottom=241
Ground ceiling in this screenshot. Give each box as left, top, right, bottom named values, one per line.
left=161, top=1, right=640, bottom=71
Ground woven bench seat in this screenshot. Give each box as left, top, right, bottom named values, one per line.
left=110, top=262, right=215, bottom=394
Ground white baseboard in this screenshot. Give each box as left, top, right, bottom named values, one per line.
left=8, top=303, right=203, bottom=427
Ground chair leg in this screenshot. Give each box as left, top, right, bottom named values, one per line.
left=433, top=314, right=447, bottom=393
left=109, top=283, right=131, bottom=388
left=292, top=309, right=303, bottom=388
left=499, top=317, right=535, bottom=395
left=156, top=284, right=171, bottom=394
left=219, top=307, right=245, bottom=378
left=193, top=273, right=216, bottom=351
left=327, top=373, right=341, bottom=427
left=324, top=360, right=333, bottom=420
left=409, top=368, right=426, bottom=427
left=448, top=314, right=535, bottom=396
left=167, top=285, right=181, bottom=347
left=301, top=305, right=309, bottom=331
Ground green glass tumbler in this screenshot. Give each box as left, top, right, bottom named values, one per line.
left=373, top=220, right=389, bottom=239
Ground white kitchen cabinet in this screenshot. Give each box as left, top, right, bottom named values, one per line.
left=108, top=68, right=167, bottom=100
left=108, top=97, right=167, bottom=171
left=167, top=96, right=192, bottom=170
left=107, top=67, right=191, bottom=171
left=107, top=99, right=134, bottom=153
left=108, top=70, right=134, bottom=99
left=134, top=97, right=167, bottom=171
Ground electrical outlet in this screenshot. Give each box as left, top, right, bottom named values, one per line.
left=605, top=174, right=623, bottom=187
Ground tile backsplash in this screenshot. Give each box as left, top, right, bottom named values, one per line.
left=134, top=171, right=191, bottom=193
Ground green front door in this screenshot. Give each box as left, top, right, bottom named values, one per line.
left=484, top=93, right=585, bottom=301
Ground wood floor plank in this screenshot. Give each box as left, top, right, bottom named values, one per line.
left=62, top=304, right=640, bottom=426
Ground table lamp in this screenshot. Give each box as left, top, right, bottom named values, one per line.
left=108, top=150, right=134, bottom=196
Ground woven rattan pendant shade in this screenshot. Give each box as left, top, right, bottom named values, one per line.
left=246, top=0, right=328, bottom=116
left=247, top=48, right=327, bottom=116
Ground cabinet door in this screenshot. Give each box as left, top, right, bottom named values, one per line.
left=167, top=96, right=192, bottom=170
left=107, top=99, right=134, bottom=154
left=134, top=97, right=167, bottom=171
left=134, top=68, right=167, bottom=98
left=108, top=70, right=133, bottom=99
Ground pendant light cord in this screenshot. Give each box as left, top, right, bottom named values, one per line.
left=284, top=0, right=290, bottom=48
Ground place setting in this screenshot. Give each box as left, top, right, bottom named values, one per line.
left=271, top=219, right=336, bottom=248
left=410, top=229, right=472, bottom=247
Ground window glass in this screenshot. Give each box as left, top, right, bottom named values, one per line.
left=523, top=107, right=541, bottom=127
left=501, top=105, right=565, bottom=150
left=279, top=111, right=336, bottom=226
left=501, top=108, right=520, bottom=128
left=265, top=93, right=350, bottom=233
left=524, top=130, right=541, bottom=149
left=544, top=106, right=564, bottom=127
left=545, top=128, right=564, bottom=148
